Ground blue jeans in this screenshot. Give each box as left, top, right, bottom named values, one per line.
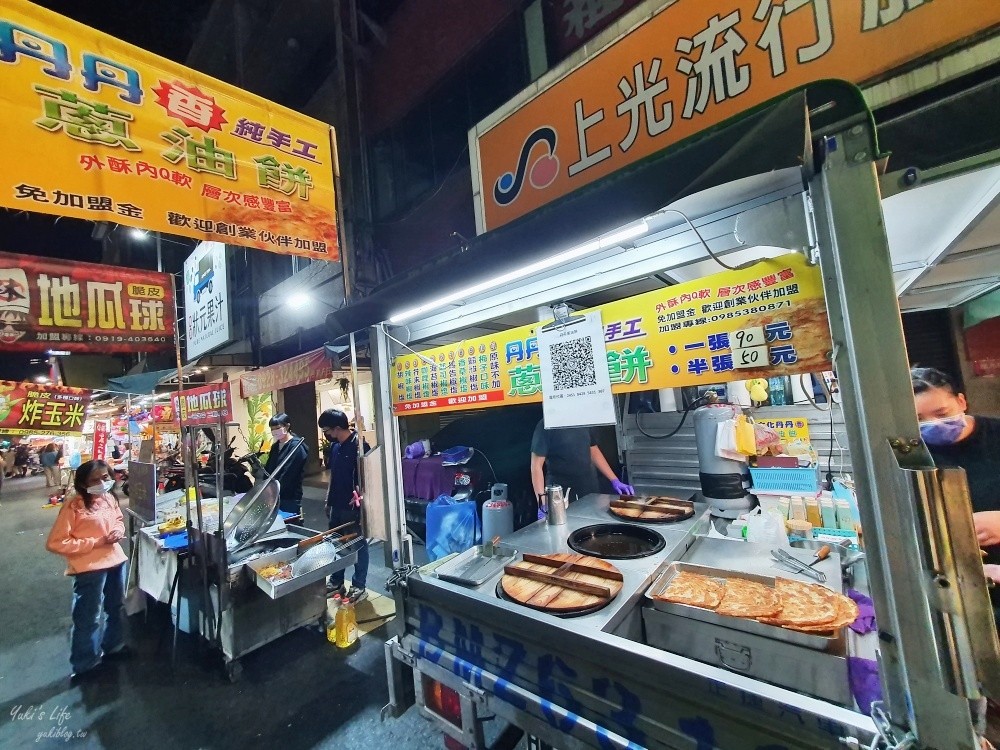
left=328, top=506, right=368, bottom=590
left=70, top=563, right=126, bottom=674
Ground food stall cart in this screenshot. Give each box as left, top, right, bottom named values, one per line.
left=326, top=87, right=1000, bottom=748
left=132, top=413, right=362, bottom=680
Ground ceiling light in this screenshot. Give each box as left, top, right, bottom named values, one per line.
left=130, top=228, right=150, bottom=240
left=35, top=375, right=50, bottom=383
left=287, top=292, right=311, bottom=310
left=388, top=220, right=648, bottom=324
left=46, top=349, right=71, bottom=356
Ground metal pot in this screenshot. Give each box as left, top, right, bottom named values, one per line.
left=543, top=485, right=569, bottom=526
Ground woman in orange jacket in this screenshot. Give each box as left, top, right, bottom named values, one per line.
left=46, top=459, right=130, bottom=681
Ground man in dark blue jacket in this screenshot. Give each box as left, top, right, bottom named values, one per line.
left=319, top=408, right=369, bottom=602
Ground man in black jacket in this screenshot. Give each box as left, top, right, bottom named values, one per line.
left=319, top=408, right=369, bottom=602
left=263, top=413, right=308, bottom=516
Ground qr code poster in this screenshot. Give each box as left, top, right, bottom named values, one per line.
left=537, top=310, right=616, bottom=428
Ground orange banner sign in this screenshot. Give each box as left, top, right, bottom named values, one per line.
left=239, top=347, right=332, bottom=399
left=475, top=0, right=1000, bottom=231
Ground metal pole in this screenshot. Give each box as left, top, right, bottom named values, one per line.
left=156, top=232, right=163, bottom=273
left=371, top=325, right=409, bottom=570
left=810, top=125, right=977, bottom=747
left=349, top=331, right=364, bottom=530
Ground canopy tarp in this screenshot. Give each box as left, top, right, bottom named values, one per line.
left=105, top=368, right=178, bottom=395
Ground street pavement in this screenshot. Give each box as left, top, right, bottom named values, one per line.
left=0, top=474, right=442, bottom=750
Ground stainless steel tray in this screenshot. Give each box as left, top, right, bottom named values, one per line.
left=247, top=538, right=361, bottom=599
left=645, top=561, right=841, bottom=650
left=435, top=543, right=517, bottom=587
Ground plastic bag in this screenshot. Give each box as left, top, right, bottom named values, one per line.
left=753, top=422, right=782, bottom=455
left=743, top=507, right=790, bottom=547
left=425, top=494, right=481, bottom=561
left=734, top=414, right=757, bottom=456
left=714, top=419, right=744, bottom=462
left=124, top=536, right=145, bottom=616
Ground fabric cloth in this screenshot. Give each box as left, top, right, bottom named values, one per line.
left=325, top=431, right=370, bottom=589
left=530, top=420, right=598, bottom=501
left=264, top=434, right=309, bottom=514
left=40, top=449, right=59, bottom=468
left=46, top=492, right=127, bottom=575
left=328, top=504, right=369, bottom=590
left=70, top=562, right=126, bottom=674
left=402, top=456, right=455, bottom=500
left=847, top=657, right=882, bottom=714
left=929, top=415, right=1000, bottom=607
left=846, top=588, right=877, bottom=634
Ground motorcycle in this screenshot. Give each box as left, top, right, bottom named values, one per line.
left=161, top=436, right=262, bottom=496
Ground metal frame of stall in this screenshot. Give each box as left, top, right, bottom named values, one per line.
left=360, top=103, right=1000, bottom=748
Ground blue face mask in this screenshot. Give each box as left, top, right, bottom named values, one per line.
left=919, top=414, right=967, bottom=446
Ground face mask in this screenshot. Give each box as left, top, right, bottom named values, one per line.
left=271, top=428, right=286, bottom=440
left=919, top=414, right=966, bottom=446
left=87, top=479, right=115, bottom=495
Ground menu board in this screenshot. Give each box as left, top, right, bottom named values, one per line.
left=392, top=254, right=831, bottom=415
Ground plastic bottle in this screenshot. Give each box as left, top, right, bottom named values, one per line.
left=820, top=498, right=837, bottom=528
left=836, top=500, right=855, bottom=532
left=336, top=596, right=358, bottom=648
left=805, top=497, right=823, bottom=528
left=767, top=376, right=787, bottom=406
left=789, top=496, right=807, bottom=521
left=777, top=497, right=791, bottom=520
left=327, top=594, right=342, bottom=644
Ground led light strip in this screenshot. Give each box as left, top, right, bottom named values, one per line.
left=388, top=220, right=648, bottom=325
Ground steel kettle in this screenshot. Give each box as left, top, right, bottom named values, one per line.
left=543, top=484, right=569, bottom=526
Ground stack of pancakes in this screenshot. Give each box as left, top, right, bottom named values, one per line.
left=653, top=571, right=858, bottom=634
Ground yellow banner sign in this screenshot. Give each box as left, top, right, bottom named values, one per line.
left=392, top=254, right=830, bottom=415
left=0, top=1, right=338, bottom=261
left=476, top=0, right=1000, bottom=231
left=758, top=416, right=811, bottom=444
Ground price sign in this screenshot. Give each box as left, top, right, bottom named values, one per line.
left=733, top=346, right=768, bottom=369
left=732, top=326, right=765, bottom=350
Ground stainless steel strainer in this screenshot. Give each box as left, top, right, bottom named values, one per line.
left=292, top=540, right=339, bottom=576
left=223, top=437, right=305, bottom=553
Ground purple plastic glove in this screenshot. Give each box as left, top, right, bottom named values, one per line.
left=611, top=478, right=635, bottom=495
left=847, top=589, right=876, bottom=634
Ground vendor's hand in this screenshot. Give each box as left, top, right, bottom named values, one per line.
left=984, top=565, right=1000, bottom=586
left=611, top=478, right=635, bottom=496
left=973, top=511, right=1000, bottom=547
left=350, top=490, right=362, bottom=509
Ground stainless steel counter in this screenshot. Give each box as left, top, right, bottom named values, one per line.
left=428, top=493, right=709, bottom=632
left=409, top=492, right=877, bottom=744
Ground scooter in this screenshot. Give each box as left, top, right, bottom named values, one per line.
left=161, top=440, right=262, bottom=496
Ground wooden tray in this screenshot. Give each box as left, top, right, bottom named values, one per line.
left=500, top=552, right=623, bottom=613
left=608, top=495, right=695, bottom=523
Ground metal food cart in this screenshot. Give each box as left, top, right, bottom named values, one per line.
left=138, top=421, right=361, bottom=680
left=327, top=87, right=1000, bottom=748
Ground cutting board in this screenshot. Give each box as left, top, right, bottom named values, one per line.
left=500, top=553, right=623, bottom=613
left=608, top=496, right=694, bottom=523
